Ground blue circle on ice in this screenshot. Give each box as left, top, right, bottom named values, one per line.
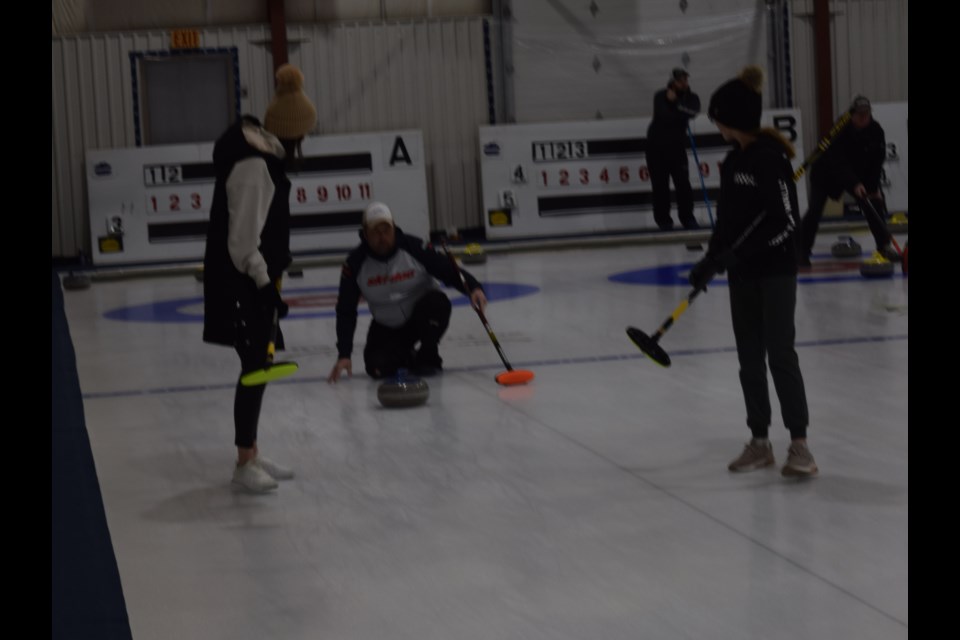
left=609, top=256, right=903, bottom=287
left=104, top=282, right=540, bottom=323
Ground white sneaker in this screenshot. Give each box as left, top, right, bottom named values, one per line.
left=232, top=460, right=279, bottom=493
left=254, top=456, right=295, bottom=481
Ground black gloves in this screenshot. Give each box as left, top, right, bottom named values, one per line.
left=256, top=282, right=289, bottom=319
left=688, top=250, right=736, bottom=292
left=688, top=256, right=721, bottom=292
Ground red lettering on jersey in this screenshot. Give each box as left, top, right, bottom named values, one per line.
left=367, top=269, right=416, bottom=287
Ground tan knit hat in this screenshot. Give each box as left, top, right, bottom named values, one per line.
left=263, top=64, right=317, bottom=140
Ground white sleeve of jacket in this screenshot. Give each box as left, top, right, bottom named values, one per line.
left=226, top=157, right=276, bottom=289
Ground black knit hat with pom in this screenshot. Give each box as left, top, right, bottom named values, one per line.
left=708, top=65, right=764, bottom=132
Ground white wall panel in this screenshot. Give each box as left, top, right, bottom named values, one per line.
left=509, top=0, right=769, bottom=123
left=53, top=18, right=496, bottom=259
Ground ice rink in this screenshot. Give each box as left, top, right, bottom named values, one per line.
left=56, top=229, right=908, bottom=639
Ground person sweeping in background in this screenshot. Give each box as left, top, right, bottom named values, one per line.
left=203, top=64, right=317, bottom=493
left=688, top=65, right=818, bottom=478
left=797, top=95, right=895, bottom=266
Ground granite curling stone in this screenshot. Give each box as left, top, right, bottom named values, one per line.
left=461, top=242, right=487, bottom=264
left=377, top=372, right=430, bottom=408
left=860, top=251, right=895, bottom=278
left=831, top=236, right=862, bottom=258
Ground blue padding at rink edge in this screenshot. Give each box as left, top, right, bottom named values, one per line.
left=52, top=271, right=134, bottom=640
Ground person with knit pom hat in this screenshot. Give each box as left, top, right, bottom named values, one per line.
left=263, top=63, right=318, bottom=159
left=202, top=64, right=317, bottom=493
left=688, top=64, right=818, bottom=478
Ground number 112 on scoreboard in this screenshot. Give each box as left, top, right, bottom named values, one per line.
left=143, top=165, right=183, bottom=185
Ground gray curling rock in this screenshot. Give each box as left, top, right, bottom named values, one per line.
left=462, top=252, right=487, bottom=265
left=377, top=377, right=430, bottom=408
left=461, top=243, right=487, bottom=264
left=831, top=236, right=862, bottom=258
left=63, top=273, right=91, bottom=291
left=860, top=260, right=895, bottom=278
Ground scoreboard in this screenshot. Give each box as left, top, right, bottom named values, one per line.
left=479, top=110, right=807, bottom=240
left=870, top=102, right=907, bottom=213
left=86, top=129, right=429, bottom=265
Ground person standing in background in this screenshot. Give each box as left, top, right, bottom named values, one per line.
left=645, top=68, right=702, bottom=231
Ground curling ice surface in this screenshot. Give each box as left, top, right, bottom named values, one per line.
left=61, top=233, right=907, bottom=639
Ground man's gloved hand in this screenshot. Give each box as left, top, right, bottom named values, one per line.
left=256, top=282, right=289, bottom=319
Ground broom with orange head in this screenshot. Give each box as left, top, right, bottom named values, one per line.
left=443, top=243, right=534, bottom=386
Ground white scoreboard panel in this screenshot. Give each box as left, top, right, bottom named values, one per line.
left=86, top=129, right=429, bottom=265
left=870, top=102, right=907, bottom=213
left=479, top=110, right=807, bottom=240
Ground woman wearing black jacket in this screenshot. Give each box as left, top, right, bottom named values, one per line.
left=203, top=64, right=317, bottom=493
left=688, top=65, right=818, bottom=478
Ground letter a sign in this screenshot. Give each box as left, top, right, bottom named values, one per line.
left=389, top=136, right=413, bottom=166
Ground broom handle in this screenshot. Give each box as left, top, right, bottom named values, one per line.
left=792, top=108, right=854, bottom=182
left=472, top=303, right=515, bottom=372
left=651, top=289, right=701, bottom=342
left=264, top=278, right=283, bottom=365
left=265, top=308, right=278, bottom=365
left=859, top=197, right=903, bottom=257
left=442, top=242, right=515, bottom=372
left=687, top=124, right=715, bottom=228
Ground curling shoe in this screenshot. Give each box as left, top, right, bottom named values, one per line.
left=728, top=438, right=776, bottom=472
left=254, top=455, right=295, bottom=481
left=412, top=345, right=443, bottom=377
left=781, top=441, right=819, bottom=478
left=232, top=460, right=278, bottom=493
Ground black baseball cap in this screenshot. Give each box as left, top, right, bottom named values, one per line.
left=672, top=67, right=690, bottom=81
left=851, top=95, right=871, bottom=112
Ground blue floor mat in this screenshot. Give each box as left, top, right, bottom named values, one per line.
left=52, top=270, right=133, bottom=640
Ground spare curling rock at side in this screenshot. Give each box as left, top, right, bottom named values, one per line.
left=377, top=371, right=430, bottom=408
left=831, top=235, right=862, bottom=258
left=860, top=251, right=895, bottom=278
left=889, top=212, right=908, bottom=232
left=62, top=272, right=91, bottom=291
left=461, top=242, right=487, bottom=264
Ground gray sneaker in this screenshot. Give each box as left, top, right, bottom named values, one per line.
left=254, top=455, right=295, bottom=481
left=781, top=441, right=819, bottom=478
left=232, top=460, right=279, bottom=493
left=728, top=439, right=775, bottom=472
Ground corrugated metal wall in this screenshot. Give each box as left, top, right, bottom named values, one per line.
left=790, top=0, right=908, bottom=160
left=52, top=18, right=495, bottom=259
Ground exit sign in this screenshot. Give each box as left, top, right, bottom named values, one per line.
left=170, top=29, right=201, bottom=49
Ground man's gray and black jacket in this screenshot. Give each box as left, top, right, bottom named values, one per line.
left=334, top=228, right=483, bottom=359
